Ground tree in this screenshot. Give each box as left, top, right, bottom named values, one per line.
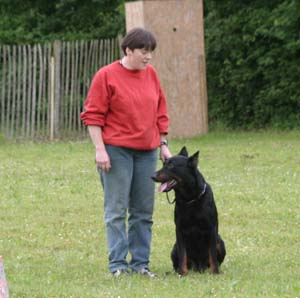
left=205, top=0, right=300, bottom=129
left=0, top=0, right=125, bottom=44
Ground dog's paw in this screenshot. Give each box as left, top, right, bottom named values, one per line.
left=177, top=271, right=188, bottom=278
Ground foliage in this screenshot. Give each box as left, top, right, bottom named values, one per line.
left=205, top=0, right=300, bottom=129
left=1, top=131, right=300, bottom=297
left=1, top=0, right=300, bottom=129
left=0, top=0, right=125, bottom=44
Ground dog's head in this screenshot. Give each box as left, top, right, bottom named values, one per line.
left=152, top=146, right=199, bottom=193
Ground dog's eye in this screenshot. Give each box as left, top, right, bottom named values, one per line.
left=167, top=162, right=174, bottom=169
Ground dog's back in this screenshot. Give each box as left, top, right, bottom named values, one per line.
left=152, top=147, right=226, bottom=275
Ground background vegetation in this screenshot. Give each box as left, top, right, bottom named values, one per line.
left=204, top=0, right=300, bottom=129
left=0, top=0, right=125, bottom=43
left=1, top=132, right=300, bottom=297
left=0, top=0, right=299, bottom=129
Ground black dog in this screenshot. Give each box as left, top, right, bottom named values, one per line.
left=152, top=147, right=226, bottom=275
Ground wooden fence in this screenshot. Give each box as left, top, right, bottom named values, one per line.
left=0, top=38, right=120, bottom=140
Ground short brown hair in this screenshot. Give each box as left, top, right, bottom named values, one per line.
left=121, top=27, right=157, bottom=55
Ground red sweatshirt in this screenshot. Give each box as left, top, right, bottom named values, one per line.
left=81, top=60, right=169, bottom=150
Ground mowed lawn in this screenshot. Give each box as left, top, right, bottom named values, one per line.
left=0, top=131, right=300, bottom=298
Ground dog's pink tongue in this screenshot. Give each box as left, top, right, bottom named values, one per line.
left=158, top=182, right=168, bottom=193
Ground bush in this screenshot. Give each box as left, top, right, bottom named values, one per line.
left=0, top=0, right=125, bottom=44
left=205, top=0, right=300, bottom=129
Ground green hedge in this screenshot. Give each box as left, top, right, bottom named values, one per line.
left=0, top=0, right=125, bottom=44
left=205, top=0, right=300, bottom=129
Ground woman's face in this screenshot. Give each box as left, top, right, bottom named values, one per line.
left=126, top=48, right=152, bottom=70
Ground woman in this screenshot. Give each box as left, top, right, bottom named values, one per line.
left=81, top=27, right=171, bottom=277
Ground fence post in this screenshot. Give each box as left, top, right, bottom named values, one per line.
left=50, top=56, right=55, bottom=141
left=50, top=40, right=61, bottom=140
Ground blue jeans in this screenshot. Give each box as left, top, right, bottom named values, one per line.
left=99, top=145, right=157, bottom=273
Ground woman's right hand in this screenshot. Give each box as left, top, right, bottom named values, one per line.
left=87, top=126, right=111, bottom=172
left=95, top=148, right=111, bottom=172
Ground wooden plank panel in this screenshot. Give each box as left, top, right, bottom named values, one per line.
left=31, top=44, right=37, bottom=137
left=22, top=45, right=27, bottom=137
left=26, top=45, right=32, bottom=137
left=11, top=45, right=17, bottom=137
left=77, top=40, right=84, bottom=132
left=16, top=45, right=22, bottom=135
left=53, top=40, right=61, bottom=138
left=6, top=46, right=12, bottom=136
left=1, top=46, right=6, bottom=131
left=36, top=44, right=43, bottom=134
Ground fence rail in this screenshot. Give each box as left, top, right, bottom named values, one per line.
left=0, top=38, right=120, bottom=140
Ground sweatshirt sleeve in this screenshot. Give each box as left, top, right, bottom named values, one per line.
left=157, top=86, right=169, bottom=134
left=80, top=69, right=110, bottom=127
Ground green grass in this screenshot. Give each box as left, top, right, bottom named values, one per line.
left=1, top=131, right=300, bottom=297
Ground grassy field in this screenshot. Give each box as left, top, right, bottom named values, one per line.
left=1, top=131, right=300, bottom=298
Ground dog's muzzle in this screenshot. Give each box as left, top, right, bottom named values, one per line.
left=151, top=172, right=177, bottom=193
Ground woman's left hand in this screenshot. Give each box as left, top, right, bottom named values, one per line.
left=160, top=145, right=172, bottom=163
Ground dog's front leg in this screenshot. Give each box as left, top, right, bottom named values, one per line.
left=209, top=232, right=220, bottom=274
left=176, top=229, right=188, bottom=276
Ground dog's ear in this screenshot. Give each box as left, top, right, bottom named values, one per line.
left=188, top=151, right=199, bottom=168
left=178, top=146, right=188, bottom=157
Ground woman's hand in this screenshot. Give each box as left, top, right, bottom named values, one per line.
left=95, top=148, right=111, bottom=172
left=160, top=144, right=172, bottom=163
left=88, top=125, right=111, bottom=172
